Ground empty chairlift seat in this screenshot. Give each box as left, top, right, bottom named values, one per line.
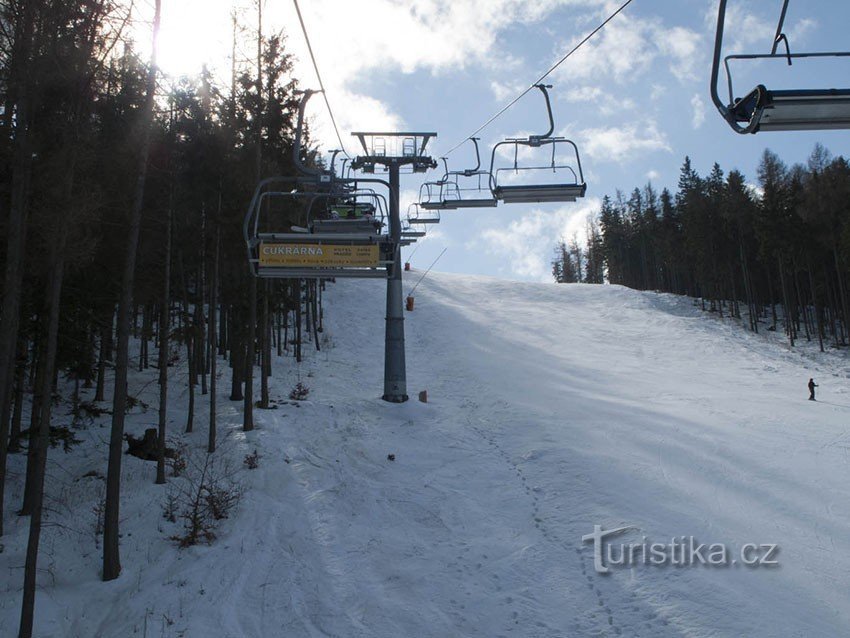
left=417, top=175, right=456, bottom=211
left=711, top=0, right=850, bottom=134
left=407, top=203, right=440, bottom=225
left=726, top=84, right=850, bottom=132
left=439, top=138, right=498, bottom=209
left=488, top=84, right=587, bottom=204
left=492, top=179, right=586, bottom=204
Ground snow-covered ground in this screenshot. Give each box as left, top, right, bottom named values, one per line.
left=3, top=271, right=850, bottom=637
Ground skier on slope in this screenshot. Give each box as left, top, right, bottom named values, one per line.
left=808, top=378, right=818, bottom=401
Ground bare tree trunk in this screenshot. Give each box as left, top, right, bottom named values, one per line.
left=177, top=252, right=195, bottom=433
left=138, top=305, right=146, bottom=372
left=243, top=0, right=262, bottom=431
left=243, top=282, right=256, bottom=431
left=156, top=205, right=172, bottom=485
left=95, top=310, right=111, bottom=402
left=0, top=0, right=37, bottom=539
left=282, top=293, right=289, bottom=354
left=260, top=282, right=270, bottom=409
left=311, top=281, right=320, bottom=351
left=196, top=300, right=206, bottom=396
left=229, top=304, right=243, bottom=401
left=276, top=301, right=283, bottom=357
left=103, top=0, right=161, bottom=582
left=834, top=247, right=849, bottom=345
left=8, top=339, right=27, bottom=452
left=185, top=331, right=195, bottom=433
left=318, top=281, right=324, bottom=333
left=809, top=257, right=824, bottom=353
left=295, top=280, right=303, bottom=363
left=20, top=333, right=44, bottom=516
left=777, top=256, right=795, bottom=347
left=209, top=221, right=220, bottom=453
left=219, top=304, right=227, bottom=356
left=19, top=253, right=65, bottom=638
left=199, top=205, right=207, bottom=396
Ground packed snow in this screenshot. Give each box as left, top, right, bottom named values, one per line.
left=2, top=271, right=850, bottom=637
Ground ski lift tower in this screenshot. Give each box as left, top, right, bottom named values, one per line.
left=351, top=132, right=437, bottom=402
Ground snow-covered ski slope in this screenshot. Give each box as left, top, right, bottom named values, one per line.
left=4, top=272, right=850, bottom=637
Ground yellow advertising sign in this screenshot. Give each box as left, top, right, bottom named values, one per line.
left=259, top=242, right=380, bottom=268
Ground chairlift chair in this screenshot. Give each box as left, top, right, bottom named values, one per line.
left=400, top=215, right=426, bottom=239
left=407, top=202, right=440, bottom=225
left=418, top=180, right=452, bottom=210
left=439, top=138, right=498, bottom=209
left=417, top=158, right=460, bottom=211
left=711, top=0, right=850, bottom=134
left=244, top=177, right=393, bottom=279
left=489, top=84, right=587, bottom=204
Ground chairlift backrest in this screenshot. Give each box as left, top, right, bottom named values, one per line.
left=710, top=0, right=850, bottom=133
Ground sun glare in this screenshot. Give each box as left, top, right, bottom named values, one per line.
left=136, top=0, right=233, bottom=79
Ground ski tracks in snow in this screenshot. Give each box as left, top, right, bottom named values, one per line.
left=465, top=400, right=676, bottom=638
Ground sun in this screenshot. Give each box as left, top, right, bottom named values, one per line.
left=137, top=0, right=234, bottom=79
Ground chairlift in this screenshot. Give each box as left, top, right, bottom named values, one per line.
left=407, top=202, right=440, bottom=225
left=489, top=84, right=586, bottom=204
left=400, top=215, right=426, bottom=239
left=244, top=177, right=393, bottom=279
left=440, top=138, right=498, bottom=209
left=711, top=0, right=850, bottom=133
left=417, top=159, right=460, bottom=210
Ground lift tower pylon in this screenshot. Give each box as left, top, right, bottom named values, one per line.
left=351, top=132, right=437, bottom=403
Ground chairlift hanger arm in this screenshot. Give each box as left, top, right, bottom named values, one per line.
left=294, top=90, right=326, bottom=177
left=531, top=84, right=555, bottom=142
left=329, top=149, right=342, bottom=175
left=771, top=0, right=791, bottom=60
left=711, top=0, right=771, bottom=134
left=455, top=138, right=482, bottom=176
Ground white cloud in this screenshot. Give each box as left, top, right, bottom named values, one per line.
left=649, top=84, right=666, bottom=101
left=703, top=3, right=816, bottom=54
left=479, top=199, right=600, bottom=281
left=564, top=86, right=605, bottom=102
left=646, top=169, right=661, bottom=181
left=562, top=85, right=635, bottom=115
left=312, top=90, right=404, bottom=155
left=789, top=18, right=818, bottom=43
left=554, top=14, right=703, bottom=85
left=656, top=26, right=702, bottom=82
left=490, top=79, right=526, bottom=102
left=269, top=0, right=607, bottom=152
left=690, top=93, right=706, bottom=129
left=280, top=0, right=601, bottom=80
left=578, top=122, right=671, bottom=163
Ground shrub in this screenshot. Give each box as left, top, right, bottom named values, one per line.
left=167, top=449, right=242, bottom=547
left=289, top=382, right=309, bottom=401
left=243, top=450, right=260, bottom=470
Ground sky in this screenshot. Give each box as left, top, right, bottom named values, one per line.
left=146, top=0, right=850, bottom=282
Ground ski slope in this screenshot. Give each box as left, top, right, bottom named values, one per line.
left=3, top=272, right=850, bottom=637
